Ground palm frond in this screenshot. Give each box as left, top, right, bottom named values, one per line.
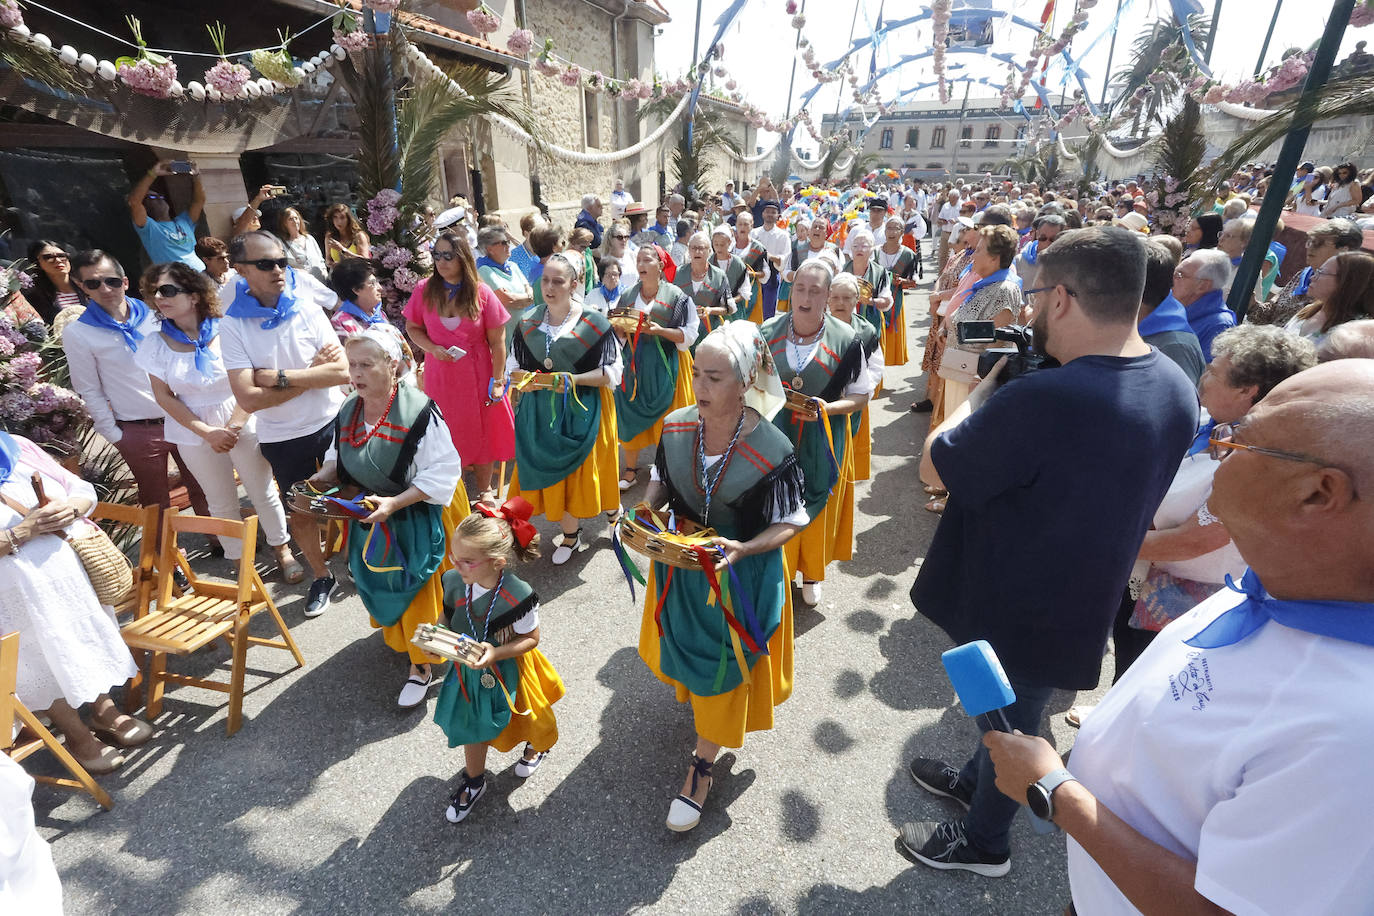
left=339, top=45, right=400, bottom=204
left=847, top=152, right=881, bottom=184
left=1153, top=94, right=1206, bottom=182
left=1202, top=74, right=1374, bottom=185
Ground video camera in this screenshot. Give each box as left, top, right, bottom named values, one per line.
left=954, top=322, right=1054, bottom=387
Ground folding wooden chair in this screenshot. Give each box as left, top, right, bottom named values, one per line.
left=90, top=502, right=163, bottom=713
left=120, top=513, right=305, bottom=736
left=0, top=632, right=113, bottom=810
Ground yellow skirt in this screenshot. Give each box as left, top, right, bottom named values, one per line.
left=489, top=648, right=566, bottom=754
left=783, top=421, right=855, bottom=583
left=376, top=483, right=472, bottom=664
left=637, top=565, right=794, bottom=749
left=622, top=349, right=697, bottom=453
left=883, top=310, right=910, bottom=367
left=853, top=407, right=872, bottom=482
left=513, top=386, right=621, bottom=521
left=746, top=285, right=764, bottom=324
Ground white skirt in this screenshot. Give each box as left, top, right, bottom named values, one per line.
left=0, top=533, right=138, bottom=712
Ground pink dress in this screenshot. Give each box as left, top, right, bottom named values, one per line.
left=403, top=279, right=515, bottom=465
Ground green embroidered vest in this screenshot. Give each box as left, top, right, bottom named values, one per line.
left=336, top=385, right=437, bottom=497
left=441, top=571, right=537, bottom=648
left=512, top=305, right=615, bottom=376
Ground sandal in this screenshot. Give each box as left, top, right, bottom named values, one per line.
left=76, top=744, right=126, bottom=776
left=515, top=744, right=548, bottom=778
left=91, top=716, right=154, bottom=749
left=279, top=557, right=306, bottom=585
left=923, top=497, right=946, bottom=514
left=474, top=488, right=499, bottom=508
left=618, top=468, right=638, bottom=492
left=551, top=529, right=582, bottom=566
left=666, top=754, right=714, bottom=832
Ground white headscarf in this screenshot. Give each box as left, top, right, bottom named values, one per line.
left=701, top=320, right=786, bottom=420
left=349, top=327, right=402, bottom=364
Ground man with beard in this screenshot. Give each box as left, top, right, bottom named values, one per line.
left=899, top=226, right=1198, bottom=878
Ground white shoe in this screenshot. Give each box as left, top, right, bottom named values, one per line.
left=514, top=745, right=547, bottom=778
left=801, top=581, right=821, bottom=606
left=1066, top=704, right=1095, bottom=729
left=445, top=774, right=486, bottom=824
left=397, top=668, right=434, bottom=708
left=551, top=530, right=582, bottom=565
left=666, top=795, right=703, bottom=832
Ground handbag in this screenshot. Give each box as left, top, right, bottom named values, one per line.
left=3, top=475, right=134, bottom=607
left=938, top=344, right=981, bottom=385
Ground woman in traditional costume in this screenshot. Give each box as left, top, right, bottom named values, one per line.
left=759, top=260, right=872, bottom=607
left=615, top=244, right=698, bottom=490
left=827, top=272, right=884, bottom=483
left=435, top=502, right=564, bottom=824
left=310, top=330, right=470, bottom=708
left=710, top=226, right=752, bottom=322
left=877, top=216, right=918, bottom=367
left=681, top=232, right=732, bottom=349
left=777, top=217, right=838, bottom=313
left=915, top=219, right=978, bottom=421
left=842, top=228, right=894, bottom=368
left=507, top=253, right=623, bottom=566
left=403, top=231, right=514, bottom=504
left=637, top=321, right=806, bottom=832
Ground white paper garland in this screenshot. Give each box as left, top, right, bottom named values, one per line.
left=1213, top=100, right=1282, bottom=122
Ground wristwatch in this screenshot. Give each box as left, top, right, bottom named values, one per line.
left=1026, top=768, right=1078, bottom=822
left=275, top=369, right=289, bottom=390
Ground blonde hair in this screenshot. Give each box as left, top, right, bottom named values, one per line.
left=454, top=512, right=540, bottom=563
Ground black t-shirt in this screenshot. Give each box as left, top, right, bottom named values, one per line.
left=911, top=350, right=1199, bottom=689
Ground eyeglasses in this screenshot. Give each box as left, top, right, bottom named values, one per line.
left=235, top=257, right=288, bottom=272
left=80, top=276, right=124, bottom=291
left=145, top=192, right=164, bottom=201
left=39, top=252, right=68, bottom=262
left=433, top=250, right=459, bottom=261
left=1173, top=269, right=1198, bottom=280
left=1023, top=283, right=1077, bottom=302
left=1305, top=238, right=1332, bottom=248
left=611, top=234, right=629, bottom=240
left=1207, top=421, right=1328, bottom=466
left=153, top=284, right=188, bottom=299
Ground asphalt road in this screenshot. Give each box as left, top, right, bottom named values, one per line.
left=34, top=274, right=1114, bottom=915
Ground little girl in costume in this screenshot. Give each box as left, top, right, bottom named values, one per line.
left=433, top=498, right=565, bottom=823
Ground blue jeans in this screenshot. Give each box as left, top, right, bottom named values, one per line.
left=955, top=676, right=1055, bottom=856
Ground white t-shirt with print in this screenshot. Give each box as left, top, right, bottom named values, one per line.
left=1066, top=584, right=1374, bottom=916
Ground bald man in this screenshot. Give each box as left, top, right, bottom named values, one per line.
left=985, top=359, right=1374, bottom=915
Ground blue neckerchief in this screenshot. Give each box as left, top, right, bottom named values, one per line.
left=0, top=430, right=16, bottom=486
left=598, top=283, right=619, bottom=302
left=1139, top=293, right=1194, bottom=337
left=1230, top=255, right=1243, bottom=267
left=968, top=268, right=1015, bottom=296
left=226, top=268, right=300, bottom=330
left=1017, top=226, right=1032, bottom=237
left=1185, top=288, right=1230, bottom=322
left=1293, top=266, right=1315, bottom=297
left=337, top=298, right=386, bottom=326
left=1185, top=568, right=1374, bottom=649
left=1186, top=418, right=1216, bottom=457
left=475, top=255, right=511, bottom=276
left=161, top=317, right=220, bottom=377
left=527, top=262, right=544, bottom=285
left=957, top=263, right=973, bottom=280
left=77, top=296, right=149, bottom=352
left=1021, top=240, right=1039, bottom=265
left=1268, top=240, right=1287, bottom=263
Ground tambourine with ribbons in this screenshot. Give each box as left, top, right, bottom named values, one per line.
left=607, top=307, right=647, bottom=336
left=285, top=482, right=374, bottom=520
left=783, top=387, right=823, bottom=421
left=614, top=505, right=723, bottom=571
left=856, top=278, right=875, bottom=304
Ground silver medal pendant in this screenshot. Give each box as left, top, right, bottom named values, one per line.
left=480, top=671, right=496, bottom=689
left=543, top=357, right=554, bottom=370
left=792, top=375, right=805, bottom=389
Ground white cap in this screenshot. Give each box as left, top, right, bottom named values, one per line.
left=232, top=205, right=259, bottom=221
left=434, top=206, right=468, bottom=230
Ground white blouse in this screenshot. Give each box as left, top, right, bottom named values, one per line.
left=635, top=292, right=699, bottom=353
left=649, top=451, right=809, bottom=527
left=134, top=331, right=249, bottom=448
left=503, top=306, right=624, bottom=387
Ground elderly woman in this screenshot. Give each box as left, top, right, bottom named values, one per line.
left=135, top=262, right=298, bottom=579
left=278, top=208, right=327, bottom=283
left=583, top=256, right=623, bottom=315
left=841, top=228, right=894, bottom=361
left=827, top=272, right=884, bottom=484
left=403, top=231, right=515, bottom=503
left=877, top=216, right=919, bottom=367
left=760, top=260, right=871, bottom=607
left=309, top=330, right=469, bottom=708
left=1118, top=326, right=1317, bottom=678
left=936, top=224, right=1023, bottom=432
left=327, top=260, right=411, bottom=379
left=474, top=225, right=534, bottom=344
left=0, top=432, right=151, bottom=774
left=1285, top=250, right=1374, bottom=345
left=1217, top=217, right=1283, bottom=303
left=915, top=218, right=978, bottom=418
left=566, top=226, right=597, bottom=294
left=615, top=244, right=699, bottom=491
left=680, top=232, right=732, bottom=349
left=638, top=320, right=806, bottom=833
left=710, top=225, right=752, bottom=321
left=508, top=253, right=623, bottom=565
left=1251, top=218, right=1365, bottom=328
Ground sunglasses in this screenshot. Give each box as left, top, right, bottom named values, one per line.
left=39, top=252, right=69, bottom=262
left=433, top=250, right=459, bottom=261
left=153, top=284, right=188, bottom=298
left=236, top=257, right=289, bottom=271
left=80, top=276, right=124, bottom=291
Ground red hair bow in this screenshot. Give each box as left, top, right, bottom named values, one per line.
left=476, top=496, right=538, bottom=548
left=653, top=244, right=677, bottom=284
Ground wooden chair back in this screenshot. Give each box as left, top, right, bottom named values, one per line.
left=0, top=631, right=113, bottom=809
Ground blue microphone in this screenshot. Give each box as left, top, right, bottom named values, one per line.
left=941, top=640, right=1015, bottom=734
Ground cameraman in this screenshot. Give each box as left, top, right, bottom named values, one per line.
left=900, top=226, right=1198, bottom=878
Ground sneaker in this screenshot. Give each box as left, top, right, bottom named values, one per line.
left=899, top=819, right=1010, bottom=877
left=445, top=773, right=486, bottom=824
left=908, top=757, right=973, bottom=810
left=304, top=575, right=337, bottom=618
left=514, top=745, right=547, bottom=778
